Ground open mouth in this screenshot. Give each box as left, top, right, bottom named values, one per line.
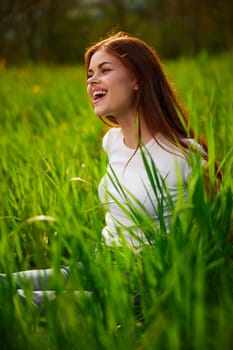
left=93, top=90, right=107, bottom=104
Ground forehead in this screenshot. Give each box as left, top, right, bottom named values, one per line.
left=88, top=49, right=122, bottom=69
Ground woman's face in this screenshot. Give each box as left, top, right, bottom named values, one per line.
left=87, top=49, right=138, bottom=121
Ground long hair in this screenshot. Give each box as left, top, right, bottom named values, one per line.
left=85, top=32, right=222, bottom=180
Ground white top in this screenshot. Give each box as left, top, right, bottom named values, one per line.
left=98, top=127, right=195, bottom=246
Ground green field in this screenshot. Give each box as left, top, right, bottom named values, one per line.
left=0, top=52, right=232, bottom=349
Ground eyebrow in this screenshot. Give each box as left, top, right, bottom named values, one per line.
left=87, top=61, right=113, bottom=73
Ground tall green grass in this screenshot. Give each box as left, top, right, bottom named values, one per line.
left=0, top=53, right=232, bottom=350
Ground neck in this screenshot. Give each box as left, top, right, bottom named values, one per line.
left=116, top=114, right=153, bottom=149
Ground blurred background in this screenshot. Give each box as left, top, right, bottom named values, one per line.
left=0, top=0, right=232, bottom=64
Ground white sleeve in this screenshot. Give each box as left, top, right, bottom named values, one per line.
left=182, top=140, right=207, bottom=183
left=182, top=159, right=192, bottom=183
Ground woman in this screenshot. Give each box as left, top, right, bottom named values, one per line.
left=85, top=31, right=220, bottom=247
left=0, top=32, right=221, bottom=306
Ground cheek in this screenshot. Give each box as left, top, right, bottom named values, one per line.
left=112, top=76, right=136, bottom=97
left=121, top=81, right=137, bottom=102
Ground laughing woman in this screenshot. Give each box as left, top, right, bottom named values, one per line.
left=85, top=31, right=221, bottom=246
left=0, top=32, right=221, bottom=306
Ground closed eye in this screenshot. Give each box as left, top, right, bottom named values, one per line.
left=87, top=69, right=111, bottom=82
left=102, top=68, right=111, bottom=73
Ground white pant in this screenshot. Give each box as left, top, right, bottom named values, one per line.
left=0, top=266, right=92, bottom=307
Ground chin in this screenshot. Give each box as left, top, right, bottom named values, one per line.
left=94, top=109, right=101, bottom=117
left=94, top=108, right=109, bottom=117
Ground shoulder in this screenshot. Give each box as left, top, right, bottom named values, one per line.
left=156, top=136, right=206, bottom=181
left=102, top=127, right=122, bottom=153
left=159, top=136, right=206, bottom=159
left=185, top=138, right=206, bottom=152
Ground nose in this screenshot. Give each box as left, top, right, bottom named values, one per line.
left=87, top=73, right=100, bottom=85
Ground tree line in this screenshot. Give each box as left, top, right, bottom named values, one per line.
left=0, top=0, right=232, bottom=64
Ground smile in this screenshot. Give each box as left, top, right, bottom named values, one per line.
left=92, top=89, right=107, bottom=104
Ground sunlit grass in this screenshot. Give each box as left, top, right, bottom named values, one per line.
left=0, top=53, right=232, bottom=349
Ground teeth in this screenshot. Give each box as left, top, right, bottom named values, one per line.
left=93, top=90, right=107, bottom=99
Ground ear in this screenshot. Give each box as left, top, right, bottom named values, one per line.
left=133, top=81, right=139, bottom=91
